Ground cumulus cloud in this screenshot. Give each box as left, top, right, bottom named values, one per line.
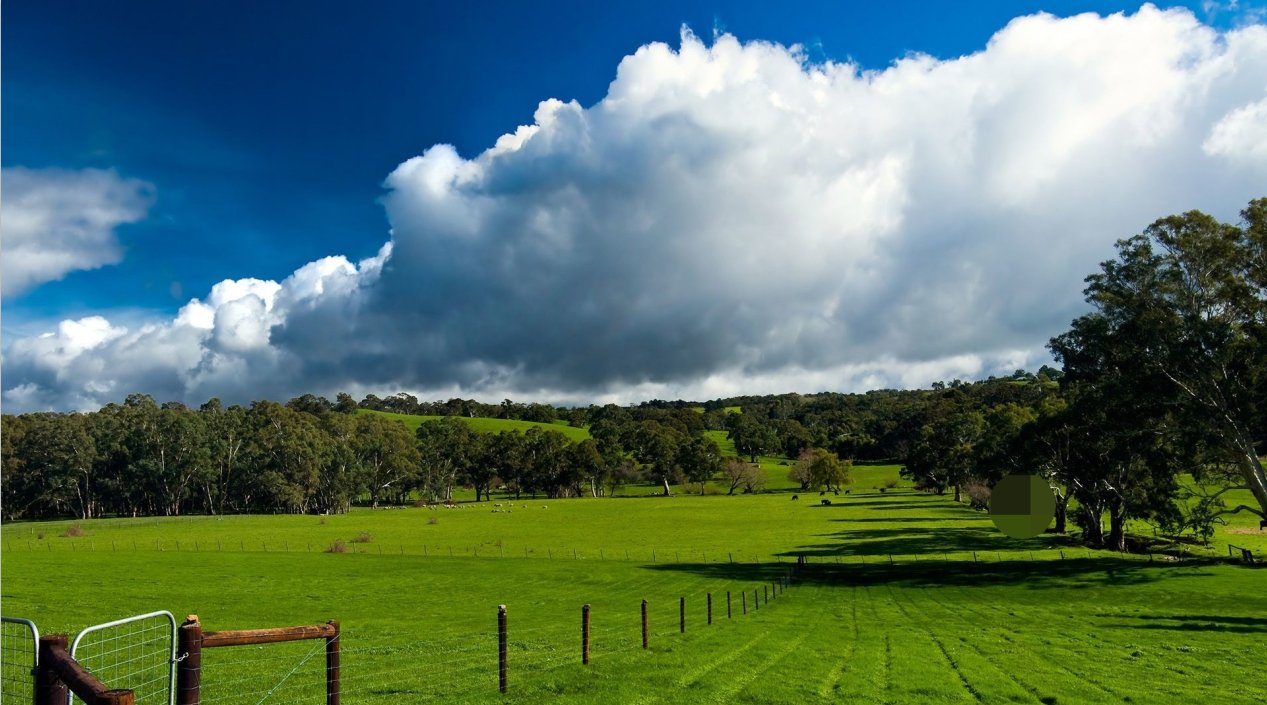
left=1, top=167, right=154, bottom=297
left=4, top=5, right=1267, bottom=411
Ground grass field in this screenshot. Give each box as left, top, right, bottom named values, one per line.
left=361, top=409, right=591, bottom=442
left=4, top=484, right=1265, bottom=704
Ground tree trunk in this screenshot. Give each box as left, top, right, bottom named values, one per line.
left=1054, top=493, right=1068, bottom=534
left=953, top=484, right=961, bottom=503
left=1107, top=500, right=1127, bottom=552
left=662, top=477, right=671, bottom=496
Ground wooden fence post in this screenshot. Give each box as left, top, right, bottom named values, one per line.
left=177, top=616, right=203, bottom=705
left=754, top=589, right=759, bottom=611
left=641, top=600, right=648, bottom=649
left=36, top=635, right=69, bottom=705
left=498, top=605, right=508, bottom=694
left=582, top=605, right=590, bottom=665
left=707, top=593, right=712, bottom=625
left=326, top=621, right=340, bottom=705
left=679, top=597, right=685, bottom=633
left=742, top=592, right=747, bottom=615
left=727, top=591, right=732, bottom=619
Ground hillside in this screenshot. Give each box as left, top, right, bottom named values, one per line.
left=361, top=408, right=591, bottom=442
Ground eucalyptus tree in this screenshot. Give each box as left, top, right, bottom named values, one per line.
left=1056, top=199, right=1267, bottom=522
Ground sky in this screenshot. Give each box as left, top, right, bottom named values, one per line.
left=3, top=1, right=1266, bottom=411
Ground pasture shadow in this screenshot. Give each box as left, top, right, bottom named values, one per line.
left=821, top=498, right=952, bottom=509
left=829, top=516, right=986, bottom=524
left=1102, top=613, right=1267, bottom=634
left=644, top=556, right=1222, bottom=591
left=788, top=526, right=1061, bottom=557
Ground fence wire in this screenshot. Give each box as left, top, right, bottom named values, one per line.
left=2, top=617, right=39, bottom=705
left=70, top=611, right=176, bottom=705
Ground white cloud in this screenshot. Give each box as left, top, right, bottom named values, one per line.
left=4, top=5, right=1267, bottom=411
left=1, top=167, right=154, bottom=297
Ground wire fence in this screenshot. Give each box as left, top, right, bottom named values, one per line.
left=4, top=565, right=799, bottom=705
left=70, top=611, right=176, bottom=705
left=1, top=617, right=39, bottom=705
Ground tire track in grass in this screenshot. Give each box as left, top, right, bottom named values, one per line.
left=914, top=581, right=1128, bottom=702
left=815, top=584, right=860, bottom=700
left=885, top=585, right=984, bottom=704
left=706, top=629, right=813, bottom=704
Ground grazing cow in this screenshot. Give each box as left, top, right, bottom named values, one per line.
left=845, top=490, right=851, bottom=495
left=791, top=495, right=799, bottom=501
left=1260, top=518, right=1266, bottom=530
left=819, top=491, right=826, bottom=496
left=821, top=499, right=832, bottom=506
left=833, top=490, right=839, bottom=496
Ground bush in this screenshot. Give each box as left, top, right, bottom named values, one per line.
left=62, top=525, right=84, bottom=538
left=963, top=482, right=992, bottom=511
left=881, top=477, right=899, bottom=489
left=326, top=539, right=347, bottom=553
left=427, top=516, right=439, bottom=525
left=350, top=531, right=373, bottom=544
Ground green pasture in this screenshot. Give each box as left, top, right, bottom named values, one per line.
left=4, top=488, right=1265, bottom=704
left=361, top=409, right=591, bottom=442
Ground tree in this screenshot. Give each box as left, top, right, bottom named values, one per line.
left=678, top=435, right=722, bottom=494
left=199, top=400, right=248, bottom=514
left=624, top=421, right=684, bottom=495
left=728, top=416, right=779, bottom=463
left=1058, top=199, right=1267, bottom=521
left=351, top=413, right=419, bottom=508
left=415, top=418, right=477, bottom=501
left=720, top=458, right=765, bottom=495
left=795, top=448, right=851, bottom=493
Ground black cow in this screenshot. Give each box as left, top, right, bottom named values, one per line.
left=791, top=495, right=798, bottom=501
left=821, top=499, right=832, bottom=506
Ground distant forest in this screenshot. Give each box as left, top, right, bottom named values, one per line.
left=4, top=200, right=1266, bottom=552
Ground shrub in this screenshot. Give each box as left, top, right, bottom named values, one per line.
left=327, top=539, right=347, bottom=553
left=963, top=482, right=992, bottom=511
left=350, top=531, right=373, bottom=544
left=428, top=516, right=439, bottom=525
left=62, top=525, right=84, bottom=538
left=881, top=477, right=900, bottom=489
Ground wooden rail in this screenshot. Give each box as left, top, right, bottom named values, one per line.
left=178, top=616, right=340, bottom=705
left=37, top=635, right=135, bottom=705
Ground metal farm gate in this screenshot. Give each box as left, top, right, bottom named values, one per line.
left=69, top=612, right=177, bottom=705
left=2, top=617, right=40, bottom=704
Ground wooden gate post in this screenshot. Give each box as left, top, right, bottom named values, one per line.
left=36, top=635, right=69, bottom=705
left=581, top=605, right=590, bottom=665
left=497, top=605, right=508, bottom=693
left=325, top=621, right=340, bottom=705
left=177, top=616, right=203, bottom=705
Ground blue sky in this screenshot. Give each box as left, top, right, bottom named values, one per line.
left=4, top=1, right=1266, bottom=409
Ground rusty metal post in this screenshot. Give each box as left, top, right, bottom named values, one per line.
left=679, top=597, right=685, bottom=633
left=497, top=605, right=508, bottom=693
left=581, top=605, right=590, bottom=665
left=707, top=593, right=712, bottom=625
left=177, top=616, right=203, bottom=705
left=641, top=600, right=648, bottom=649
left=326, top=621, right=340, bottom=705
left=727, top=591, right=732, bottom=619
left=36, top=635, right=69, bottom=705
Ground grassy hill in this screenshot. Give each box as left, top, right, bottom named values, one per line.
left=361, top=408, right=591, bottom=442
left=4, top=487, right=1264, bottom=704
